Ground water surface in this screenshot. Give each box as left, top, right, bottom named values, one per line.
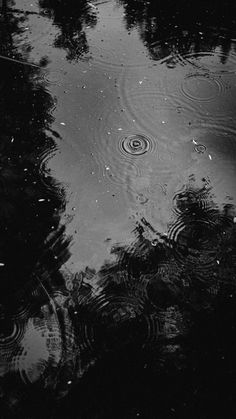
left=1, top=0, right=236, bottom=417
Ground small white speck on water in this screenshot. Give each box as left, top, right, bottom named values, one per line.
left=209, top=154, right=212, bottom=160
left=38, top=198, right=46, bottom=202
left=0, top=263, right=5, bottom=267
left=118, top=127, right=123, bottom=131
left=233, top=217, right=236, bottom=223
left=60, top=122, right=66, bottom=126
left=192, top=138, right=198, bottom=145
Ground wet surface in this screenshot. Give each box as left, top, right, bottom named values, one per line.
left=0, top=0, right=236, bottom=417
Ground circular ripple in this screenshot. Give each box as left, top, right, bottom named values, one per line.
left=118, top=76, right=173, bottom=138
left=88, top=36, right=149, bottom=73
left=120, top=134, right=151, bottom=156
left=152, top=34, right=236, bottom=75
left=92, top=122, right=158, bottom=206
left=194, top=144, right=207, bottom=154
left=168, top=183, right=233, bottom=280
left=43, top=70, right=65, bottom=86
left=180, top=48, right=236, bottom=75
left=180, top=73, right=223, bottom=102
left=0, top=320, right=25, bottom=350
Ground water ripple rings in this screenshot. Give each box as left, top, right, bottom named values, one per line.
left=179, top=49, right=236, bottom=75
left=43, top=70, right=64, bottom=85
left=119, top=134, right=152, bottom=156
left=88, top=41, right=149, bottom=72
left=180, top=73, right=224, bottom=103
left=93, top=129, right=158, bottom=195
left=14, top=317, right=62, bottom=385
left=0, top=320, right=25, bottom=350
left=194, top=144, right=207, bottom=154
left=153, top=38, right=236, bottom=74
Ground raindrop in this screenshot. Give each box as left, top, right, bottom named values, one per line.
left=120, top=134, right=151, bottom=156
left=194, top=144, right=206, bottom=154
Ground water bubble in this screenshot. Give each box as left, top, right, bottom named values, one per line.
left=120, top=134, right=151, bottom=156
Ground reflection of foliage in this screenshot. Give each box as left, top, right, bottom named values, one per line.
left=0, top=9, right=68, bottom=296
left=118, top=0, right=236, bottom=65
left=66, top=179, right=236, bottom=418
left=0, top=7, right=71, bottom=416
left=39, top=0, right=97, bottom=61
left=34, top=178, right=235, bottom=418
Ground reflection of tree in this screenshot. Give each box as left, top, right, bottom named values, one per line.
left=118, top=0, right=236, bottom=65
left=0, top=7, right=71, bottom=416
left=39, top=0, right=97, bottom=61
left=63, top=178, right=236, bottom=418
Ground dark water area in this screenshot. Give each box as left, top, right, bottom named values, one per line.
left=0, top=0, right=236, bottom=417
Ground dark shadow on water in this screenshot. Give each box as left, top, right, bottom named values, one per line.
left=2, top=170, right=236, bottom=417
left=0, top=8, right=67, bottom=297
left=38, top=0, right=97, bottom=61
left=55, top=180, right=236, bottom=419
left=0, top=5, right=71, bottom=414
left=118, top=0, right=236, bottom=65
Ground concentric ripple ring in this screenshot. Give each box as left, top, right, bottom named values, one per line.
left=120, top=134, right=152, bottom=156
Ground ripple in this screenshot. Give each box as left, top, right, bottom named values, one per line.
left=142, top=314, right=161, bottom=343
left=118, top=77, right=173, bottom=138
left=180, top=48, right=236, bottom=75
left=88, top=38, right=149, bottom=73
left=93, top=127, right=158, bottom=205
left=168, top=184, right=233, bottom=278
left=14, top=316, right=62, bottom=385
left=194, top=144, right=207, bottom=154
left=0, top=279, right=65, bottom=389
left=180, top=73, right=224, bottom=103
left=77, top=323, right=95, bottom=351
left=43, top=70, right=65, bottom=86
left=120, top=134, right=152, bottom=156
left=0, top=319, right=25, bottom=351
left=88, top=291, right=146, bottom=323
left=153, top=35, right=236, bottom=75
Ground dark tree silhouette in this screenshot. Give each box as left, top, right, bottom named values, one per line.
left=0, top=5, right=71, bottom=416
left=118, top=0, right=236, bottom=66
left=38, top=0, right=97, bottom=61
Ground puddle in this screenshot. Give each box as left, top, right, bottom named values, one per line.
left=1, top=0, right=236, bottom=417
